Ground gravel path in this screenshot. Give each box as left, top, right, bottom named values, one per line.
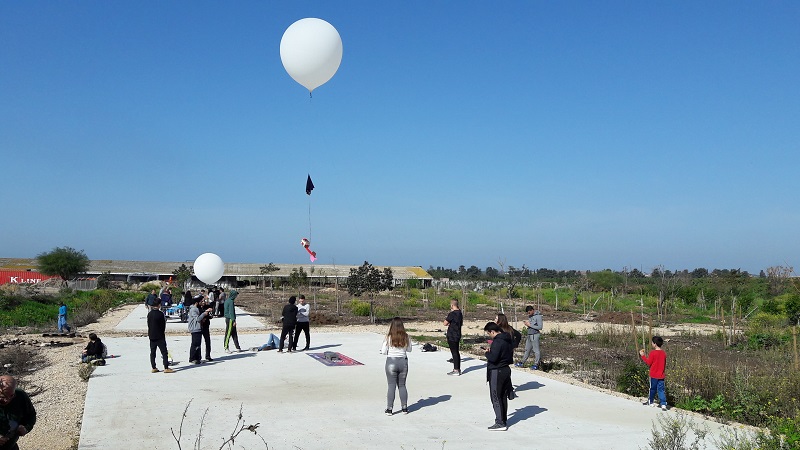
left=12, top=304, right=724, bottom=450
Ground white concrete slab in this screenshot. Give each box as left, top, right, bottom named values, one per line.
left=79, top=330, right=733, bottom=449
left=114, top=304, right=265, bottom=332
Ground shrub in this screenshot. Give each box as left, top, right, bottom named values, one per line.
left=616, top=358, right=648, bottom=397
left=140, top=283, right=160, bottom=292
left=646, top=412, right=708, bottom=450
left=348, top=300, right=371, bottom=317
left=78, top=363, right=95, bottom=382
left=72, top=306, right=100, bottom=327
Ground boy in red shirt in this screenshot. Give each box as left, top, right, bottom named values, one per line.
left=639, top=336, right=667, bottom=411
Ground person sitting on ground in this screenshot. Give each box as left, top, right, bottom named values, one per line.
left=81, top=333, right=106, bottom=364
left=252, top=333, right=281, bottom=351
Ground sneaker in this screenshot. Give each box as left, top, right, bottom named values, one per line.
left=205, top=357, right=214, bottom=362
left=236, top=348, right=242, bottom=352
left=224, top=349, right=232, bottom=354
left=531, top=365, right=538, bottom=370
left=487, top=423, right=507, bottom=431
left=447, top=358, right=454, bottom=363
left=447, top=370, right=461, bottom=376
left=151, top=368, right=160, bottom=373
left=250, top=347, right=260, bottom=352
left=661, top=404, right=668, bottom=411
left=384, top=409, right=393, bottom=416
left=514, top=362, right=523, bottom=367
left=652, top=402, right=660, bottom=408
left=277, top=350, right=284, bottom=353
left=192, top=360, right=201, bottom=365
left=164, top=368, right=175, bottom=374
left=189, top=360, right=197, bottom=364
left=402, top=408, right=409, bottom=414
left=642, top=401, right=651, bottom=406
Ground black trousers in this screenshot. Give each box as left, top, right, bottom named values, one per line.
left=293, top=322, right=310, bottom=350
left=448, top=339, right=461, bottom=371
left=190, top=332, right=202, bottom=362
left=279, top=324, right=295, bottom=351
left=488, top=366, right=512, bottom=425
left=149, top=338, right=169, bottom=369
left=201, top=325, right=211, bottom=359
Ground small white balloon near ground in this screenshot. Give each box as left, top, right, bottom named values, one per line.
left=280, top=18, right=343, bottom=94
left=194, top=253, right=225, bottom=285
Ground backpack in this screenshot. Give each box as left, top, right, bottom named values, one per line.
left=422, top=343, right=437, bottom=352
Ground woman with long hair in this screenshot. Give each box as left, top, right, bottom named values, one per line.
left=496, top=313, right=522, bottom=350
left=380, top=317, right=412, bottom=415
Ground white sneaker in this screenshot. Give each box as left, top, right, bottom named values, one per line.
left=661, top=404, right=668, bottom=411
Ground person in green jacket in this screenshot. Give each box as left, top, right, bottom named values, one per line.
left=223, top=289, right=242, bottom=352
left=0, top=375, right=36, bottom=450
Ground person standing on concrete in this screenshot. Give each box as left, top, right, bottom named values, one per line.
left=216, top=288, right=227, bottom=317
left=223, top=289, right=242, bottom=353
left=484, top=322, right=514, bottom=431
left=516, top=306, right=543, bottom=369
left=145, top=289, right=158, bottom=311
left=187, top=300, right=213, bottom=364
left=278, top=296, right=298, bottom=353
left=57, top=302, right=71, bottom=334
left=444, top=300, right=463, bottom=376
left=380, top=317, right=412, bottom=415
left=197, top=297, right=214, bottom=361
left=292, top=295, right=311, bottom=351
left=0, top=375, right=36, bottom=450
left=147, top=303, right=174, bottom=373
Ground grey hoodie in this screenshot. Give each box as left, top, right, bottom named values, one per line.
left=528, top=310, right=543, bottom=334
left=187, top=305, right=209, bottom=333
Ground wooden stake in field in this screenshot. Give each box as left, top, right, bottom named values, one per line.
left=793, top=325, right=798, bottom=371
left=630, top=310, right=639, bottom=353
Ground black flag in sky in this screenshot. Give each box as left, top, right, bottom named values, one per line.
left=306, top=175, right=315, bottom=195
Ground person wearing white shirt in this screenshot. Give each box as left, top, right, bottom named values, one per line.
left=380, top=318, right=413, bottom=416
left=292, top=295, right=311, bottom=351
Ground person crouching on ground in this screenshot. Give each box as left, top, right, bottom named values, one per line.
left=381, top=317, right=412, bottom=415
left=484, top=321, right=514, bottom=431
left=188, top=300, right=213, bottom=364
left=81, top=333, right=104, bottom=363
left=640, top=336, right=668, bottom=411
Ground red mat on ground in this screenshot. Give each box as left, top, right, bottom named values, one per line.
left=308, top=352, right=363, bottom=366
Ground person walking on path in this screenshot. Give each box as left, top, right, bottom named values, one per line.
left=279, top=296, right=298, bottom=353
left=147, top=303, right=174, bottom=373
left=517, top=306, right=543, bottom=369
left=484, top=322, right=514, bottom=431
left=188, top=300, right=213, bottom=364
left=444, top=300, right=463, bottom=376
left=0, top=375, right=36, bottom=450
left=145, top=289, right=158, bottom=311
left=223, top=289, right=242, bottom=353
left=57, top=302, right=71, bottom=333
left=640, top=336, right=668, bottom=411
left=292, top=295, right=311, bottom=351
left=380, top=318, right=412, bottom=416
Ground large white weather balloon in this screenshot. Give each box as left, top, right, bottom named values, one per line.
left=280, top=18, right=343, bottom=94
left=194, top=253, right=224, bottom=285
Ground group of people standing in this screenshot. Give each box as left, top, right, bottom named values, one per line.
left=145, top=287, right=243, bottom=372
left=382, top=299, right=546, bottom=431
left=278, top=295, right=311, bottom=352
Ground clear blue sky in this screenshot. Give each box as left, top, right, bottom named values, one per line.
left=2, top=2, right=799, bottom=274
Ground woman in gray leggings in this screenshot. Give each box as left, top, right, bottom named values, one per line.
left=380, top=318, right=412, bottom=415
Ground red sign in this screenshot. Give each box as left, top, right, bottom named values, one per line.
left=0, top=270, right=59, bottom=285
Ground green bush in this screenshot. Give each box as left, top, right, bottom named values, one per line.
left=140, top=283, right=160, bottom=292
left=616, top=358, right=648, bottom=397
left=348, top=299, right=371, bottom=317
left=430, top=298, right=450, bottom=310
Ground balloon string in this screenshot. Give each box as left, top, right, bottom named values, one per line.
left=308, top=194, right=312, bottom=241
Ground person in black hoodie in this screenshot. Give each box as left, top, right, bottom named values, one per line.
left=147, top=303, right=174, bottom=373
left=278, top=296, right=298, bottom=353
left=444, top=300, right=463, bottom=376
left=484, top=321, right=514, bottom=431
left=81, top=333, right=104, bottom=363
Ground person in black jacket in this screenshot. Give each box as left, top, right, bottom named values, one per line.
left=81, top=333, right=104, bottom=363
left=0, top=375, right=36, bottom=450
left=444, top=300, right=463, bottom=376
left=278, top=296, right=298, bottom=353
left=147, top=303, right=174, bottom=373
left=484, top=322, right=514, bottom=431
